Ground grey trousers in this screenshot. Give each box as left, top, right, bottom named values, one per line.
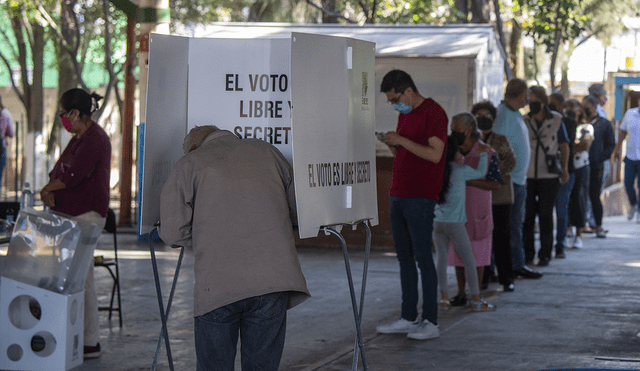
left=433, top=222, right=480, bottom=296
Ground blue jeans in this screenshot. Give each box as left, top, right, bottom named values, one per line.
left=511, top=183, right=527, bottom=270
left=0, top=147, right=5, bottom=190
left=194, top=292, right=288, bottom=371
left=389, top=196, right=438, bottom=325
left=555, top=172, right=575, bottom=249
left=624, top=157, right=640, bottom=207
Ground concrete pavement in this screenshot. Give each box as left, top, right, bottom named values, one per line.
left=27, top=215, right=640, bottom=370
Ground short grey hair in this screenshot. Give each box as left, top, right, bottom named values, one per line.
left=183, top=125, right=220, bottom=154
left=452, top=112, right=481, bottom=141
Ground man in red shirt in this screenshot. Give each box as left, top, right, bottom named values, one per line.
left=376, top=70, right=448, bottom=340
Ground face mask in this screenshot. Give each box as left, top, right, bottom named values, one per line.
left=476, top=115, right=494, bottom=131
left=529, top=101, right=542, bottom=115
left=583, top=108, right=593, bottom=118
left=61, top=111, right=73, bottom=131
left=392, top=101, right=413, bottom=114
left=549, top=104, right=557, bottom=112
left=450, top=131, right=466, bottom=146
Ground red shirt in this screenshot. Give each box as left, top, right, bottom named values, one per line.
left=390, top=98, right=448, bottom=200
left=50, top=123, right=111, bottom=217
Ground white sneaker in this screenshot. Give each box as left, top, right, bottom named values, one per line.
left=628, top=204, right=637, bottom=220
left=572, top=236, right=583, bottom=249
left=376, top=318, right=419, bottom=334
left=407, top=320, right=440, bottom=340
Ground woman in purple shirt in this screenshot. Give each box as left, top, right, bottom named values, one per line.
left=40, top=88, right=111, bottom=359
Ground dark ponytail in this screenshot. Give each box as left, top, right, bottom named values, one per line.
left=60, top=88, right=104, bottom=118
left=437, top=136, right=459, bottom=205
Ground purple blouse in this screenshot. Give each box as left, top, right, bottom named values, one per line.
left=50, top=123, right=111, bottom=217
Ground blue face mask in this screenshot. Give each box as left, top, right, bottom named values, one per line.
left=393, top=101, right=413, bottom=114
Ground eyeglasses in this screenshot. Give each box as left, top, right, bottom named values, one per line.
left=387, top=92, right=405, bottom=105
left=59, top=111, right=69, bottom=119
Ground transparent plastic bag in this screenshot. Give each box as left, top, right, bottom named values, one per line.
left=0, top=208, right=102, bottom=294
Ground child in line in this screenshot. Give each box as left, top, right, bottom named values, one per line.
left=434, top=135, right=496, bottom=311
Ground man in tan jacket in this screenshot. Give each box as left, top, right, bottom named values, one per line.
left=159, top=125, right=310, bottom=371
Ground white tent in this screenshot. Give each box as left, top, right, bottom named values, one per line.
left=177, top=23, right=507, bottom=143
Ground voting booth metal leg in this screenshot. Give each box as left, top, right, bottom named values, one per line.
left=322, top=220, right=371, bottom=371
left=148, top=227, right=185, bottom=371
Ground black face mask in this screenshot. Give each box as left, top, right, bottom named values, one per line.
left=450, top=131, right=467, bottom=146
left=584, top=107, right=593, bottom=118
left=476, top=115, right=494, bottom=131
left=529, top=101, right=542, bottom=115
left=549, top=104, right=558, bottom=112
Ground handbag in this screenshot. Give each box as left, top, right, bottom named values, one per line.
left=528, top=119, right=563, bottom=175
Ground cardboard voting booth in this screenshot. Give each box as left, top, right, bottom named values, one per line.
left=140, top=32, right=378, bottom=239
left=0, top=209, right=102, bottom=371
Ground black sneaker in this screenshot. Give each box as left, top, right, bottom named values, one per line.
left=537, top=257, right=550, bottom=267
left=450, top=294, right=467, bottom=307
left=556, top=250, right=566, bottom=259
left=84, top=343, right=101, bottom=359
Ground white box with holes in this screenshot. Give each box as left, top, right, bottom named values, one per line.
left=0, top=277, right=83, bottom=371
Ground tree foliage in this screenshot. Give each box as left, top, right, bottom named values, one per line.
left=520, top=0, right=638, bottom=89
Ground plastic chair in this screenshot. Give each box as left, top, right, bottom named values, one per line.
left=94, top=208, right=123, bottom=327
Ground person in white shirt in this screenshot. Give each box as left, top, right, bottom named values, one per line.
left=615, top=96, right=640, bottom=223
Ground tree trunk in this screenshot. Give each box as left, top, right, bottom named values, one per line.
left=549, top=0, right=563, bottom=92
left=455, top=0, right=469, bottom=22
left=509, top=19, right=523, bottom=77
left=48, top=0, right=80, bottom=155
left=533, top=43, right=540, bottom=84
left=602, top=45, right=607, bottom=82
left=30, top=24, right=45, bottom=134
left=322, top=0, right=338, bottom=23
left=492, top=0, right=513, bottom=80
left=561, top=68, right=569, bottom=98
left=471, top=0, right=490, bottom=23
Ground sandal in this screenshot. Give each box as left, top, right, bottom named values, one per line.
left=450, top=294, right=467, bottom=307
left=469, top=300, right=497, bottom=312
left=439, top=299, right=451, bottom=310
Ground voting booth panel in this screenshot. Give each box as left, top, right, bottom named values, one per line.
left=141, top=33, right=378, bottom=239
left=140, top=34, right=189, bottom=234
left=0, top=278, right=84, bottom=371
left=187, top=38, right=293, bottom=162
left=291, top=33, right=378, bottom=238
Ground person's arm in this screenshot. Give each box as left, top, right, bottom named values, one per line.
left=614, top=130, right=627, bottom=161
left=272, top=146, right=298, bottom=226
left=158, top=161, right=194, bottom=248
left=602, top=120, right=617, bottom=161
left=495, top=135, right=516, bottom=176
left=467, top=150, right=500, bottom=190
left=39, top=178, right=66, bottom=207
left=383, top=132, right=445, bottom=163
left=467, top=179, right=500, bottom=190
left=464, top=152, right=489, bottom=179
left=559, top=142, right=569, bottom=184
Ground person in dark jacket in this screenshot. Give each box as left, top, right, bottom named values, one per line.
left=582, top=95, right=616, bottom=238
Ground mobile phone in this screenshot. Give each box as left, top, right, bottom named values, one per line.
left=375, top=132, right=385, bottom=140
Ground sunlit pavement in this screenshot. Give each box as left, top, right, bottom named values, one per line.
left=73, top=214, right=640, bottom=370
